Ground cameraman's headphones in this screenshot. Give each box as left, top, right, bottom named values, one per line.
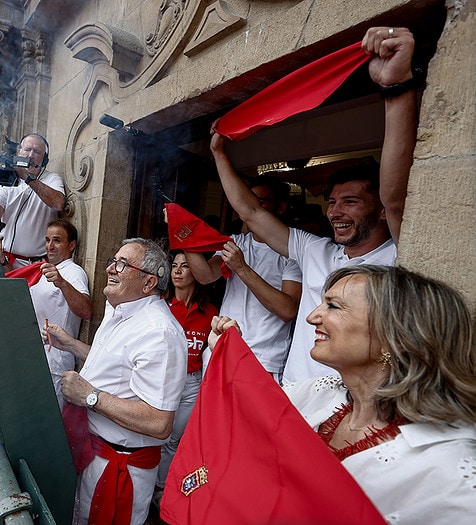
left=19, top=133, right=49, bottom=168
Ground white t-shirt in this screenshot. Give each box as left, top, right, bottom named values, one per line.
left=80, top=295, right=188, bottom=447
left=284, top=229, right=397, bottom=384
left=0, top=170, right=64, bottom=257
left=217, top=232, right=302, bottom=373
left=29, top=258, right=90, bottom=390
left=284, top=376, right=476, bottom=525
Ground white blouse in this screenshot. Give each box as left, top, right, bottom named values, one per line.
left=284, top=376, right=476, bottom=524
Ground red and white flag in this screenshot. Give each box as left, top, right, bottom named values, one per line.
left=161, top=327, right=385, bottom=525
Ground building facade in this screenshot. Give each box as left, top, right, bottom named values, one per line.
left=1, top=0, right=474, bottom=339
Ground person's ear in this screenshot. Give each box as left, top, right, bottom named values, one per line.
left=143, top=275, right=158, bottom=292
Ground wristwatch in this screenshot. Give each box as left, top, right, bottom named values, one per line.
left=25, top=173, right=37, bottom=185
left=1, top=253, right=8, bottom=266
left=85, top=389, right=101, bottom=409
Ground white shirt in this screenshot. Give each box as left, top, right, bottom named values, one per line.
left=217, top=232, right=302, bottom=373
left=29, top=258, right=90, bottom=381
left=285, top=377, right=476, bottom=525
left=284, top=229, right=396, bottom=383
left=80, top=295, right=188, bottom=447
left=0, top=170, right=64, bottom=257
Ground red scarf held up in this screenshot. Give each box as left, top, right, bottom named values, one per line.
left=87, top=434, right=161, bottom=525
left=165, top=202, right=233, bottom=278
left=217, top=41, right=370, bottom=141
left=5, top=261, right=43, bottom=287
left=160, top=327, right=386, bottom=525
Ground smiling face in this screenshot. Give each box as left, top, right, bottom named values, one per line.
left=104, top=243, right=152, bottom=307
left=306, top=274, right=381, bottom=375
left=326, top=180, right=385, bottom=247
left=45, top=225, right=76, bottom=265
left=171, top=253, right=195, bottom=291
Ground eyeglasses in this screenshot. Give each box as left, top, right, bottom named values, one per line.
left=106, top=257, right=156, bottom=276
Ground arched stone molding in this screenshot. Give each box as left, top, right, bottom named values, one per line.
left=64, top=22, right=143, bottom=80
left=65, top=69, right=115, bottom=193
left=63, top=1, right=247, bottom=102
left=62, top=185, right=88, bottom=265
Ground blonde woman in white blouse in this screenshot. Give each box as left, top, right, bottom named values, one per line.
left=210, top=265, right=476, bottom=524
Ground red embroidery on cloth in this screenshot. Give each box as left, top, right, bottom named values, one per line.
left=318, top=403, right=405, bottom=461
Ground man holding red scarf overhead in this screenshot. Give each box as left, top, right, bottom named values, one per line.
left=211, top=26, right=420, bottom=385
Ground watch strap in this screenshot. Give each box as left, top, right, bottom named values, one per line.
left=25, top=173, right=37, bottom=184
left=379, top=67, right=426, bottom=99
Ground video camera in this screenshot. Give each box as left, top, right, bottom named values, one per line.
left=0, top=153, right=30, bottom=186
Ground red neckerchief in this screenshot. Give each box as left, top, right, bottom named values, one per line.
left=5, top=261, right=43, bottom=286
left=217, top=41, right=370, bottom=141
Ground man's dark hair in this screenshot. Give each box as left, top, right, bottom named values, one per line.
left=47, top=218, right=78, bottom=243
left=249, top=175, right=291, bottom=206
left=326, top=157, right=380, bottom=197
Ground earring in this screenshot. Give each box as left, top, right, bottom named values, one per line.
left=376, top=352, right=391, bottom=371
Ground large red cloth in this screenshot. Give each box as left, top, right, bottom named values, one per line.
left=166, top=203, right=233, bottom=278
left=161, top=327, right=386, bottom=525
left=62, top=402, right=95, bottom=474
left=217, top=41, right=370, bottom=141
left=88, top=434, right=162, bottom=525
left=5, top=261, right=43, bottom=287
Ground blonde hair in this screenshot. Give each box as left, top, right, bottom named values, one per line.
left=324, top=265, right=476, bottom=424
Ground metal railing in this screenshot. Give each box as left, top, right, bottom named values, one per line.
left=0, top=443, right=34, bottom=524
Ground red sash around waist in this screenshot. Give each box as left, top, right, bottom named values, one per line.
left=88, top=434, right=162, bottom=525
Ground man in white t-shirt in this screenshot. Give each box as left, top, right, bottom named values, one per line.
left=0, top=133, right=65, bottom=270
left=185, top=177, right=302, bottom=382
left=29, top=219, right=92, bottom=409
left=209, top=27, right=418, bottom=383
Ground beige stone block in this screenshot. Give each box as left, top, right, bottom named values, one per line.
left=398, top=156, right=476, bottom=311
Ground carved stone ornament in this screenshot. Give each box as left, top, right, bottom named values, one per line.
left=145, top=0, right=185, bottom=56
left=64, top=22, right=143, bottom=79
left=63, top=1, right=247, bottom=100
left=184, top=1, right=245, bottom=57
left=73, top=155, right=94, bottom=192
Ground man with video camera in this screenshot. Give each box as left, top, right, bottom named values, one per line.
left=0, top=133, right=65, bottom=270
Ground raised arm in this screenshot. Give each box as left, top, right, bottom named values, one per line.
left=362, top=26, right=418, bottom=243
left=210, top=131, right=291, bottom=257
left=40, top=262, right=93, bottom=319
left=184, top=252, right=223, bottom=284
left=221, top=240, right=301, bottom=322
left=15, top=164, right=65, bottom=211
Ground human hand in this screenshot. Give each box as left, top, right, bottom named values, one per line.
left=221, top=241, right=246, bottom=274
left=40, top=262, right=64, bottom=288
left=362, top=27, right=414, bottom=86
left=42, top=323, right=74, bottom=351
left=61, top=370, right=93, bottom=407
left=208, top=315, right=242, bottom=350
left=210, top=119, right=227, bottom=156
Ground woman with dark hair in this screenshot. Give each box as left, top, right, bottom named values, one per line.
left=154, top=250, right=218, bottom=503
left=209, top=265, right=476, bottom=524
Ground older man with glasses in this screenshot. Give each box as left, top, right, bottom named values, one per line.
left=44, top=237, right=187, bottom=525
